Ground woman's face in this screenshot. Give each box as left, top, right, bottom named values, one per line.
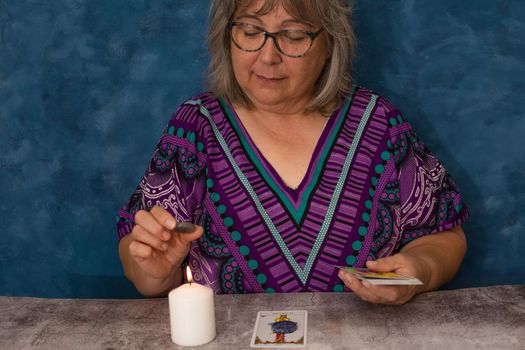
left=230, top=1, right=329, bottom=113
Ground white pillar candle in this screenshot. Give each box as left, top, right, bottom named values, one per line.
left=169, top=266, right=216, bottom=346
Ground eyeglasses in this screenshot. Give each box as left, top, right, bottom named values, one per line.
left=228, top=21, right=323, bottom=58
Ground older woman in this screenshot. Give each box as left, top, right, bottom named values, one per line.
left=117, top=0, right=468, bottom=305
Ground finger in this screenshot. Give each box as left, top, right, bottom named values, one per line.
left=149, top=206, right=177, bottom=230
left=131, top=225, right=168, bottom=252
left=176, top=225, right=204, bottom=245
left=162, top=228, right=204, bottom=268
left=366, top=255, right=403, bottom=273
left=338, top=270, right=381, bottom=303
left=134, top=209, right=171, bottom=241
left=129, top=240, right=153, bottom=260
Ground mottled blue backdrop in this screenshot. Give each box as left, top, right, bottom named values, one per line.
left=1, top=0, right=524, bottom=298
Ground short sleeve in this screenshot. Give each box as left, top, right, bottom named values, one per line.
left=116, top=102, right=208, bottom=241
left=388, top=112, right=469, bottom=248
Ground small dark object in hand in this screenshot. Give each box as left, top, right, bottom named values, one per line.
left=175, top=222, right=196, bottom=233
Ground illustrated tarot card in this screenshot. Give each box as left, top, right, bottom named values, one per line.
left=250, top=310, right=307, bottom=348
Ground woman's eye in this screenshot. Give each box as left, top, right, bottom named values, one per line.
left=282, top=32, right=308, bottom=42
left=243, top=30, right=261, bottom=37
left=239, top=24, right=262, bottom=37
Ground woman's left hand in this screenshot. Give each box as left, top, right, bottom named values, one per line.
left=338, top=253, right=428, bottom=305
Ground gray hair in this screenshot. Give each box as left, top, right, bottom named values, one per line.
left=206, top=0, right=356, bottom=115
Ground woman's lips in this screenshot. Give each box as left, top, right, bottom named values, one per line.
left=255, top=74, right=286, bottom=82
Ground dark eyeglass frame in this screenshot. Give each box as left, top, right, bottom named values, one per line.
left=227, top=21, right=324, bottom=58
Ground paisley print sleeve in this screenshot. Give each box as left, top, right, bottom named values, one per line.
left=116, top=101, right=208, bottom=241
left=388, top=111, right=470, bottom=248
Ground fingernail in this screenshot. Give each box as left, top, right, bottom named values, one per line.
left=175, top=222, right=196, bottom=233
left=363, top=281, right=371, bottom=289
left=161, top=243, right=168, bottom=250
left=165, top=219, right=176, bottom=230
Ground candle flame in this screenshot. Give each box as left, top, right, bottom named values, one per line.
left=186, top=266, right=193, bottom=284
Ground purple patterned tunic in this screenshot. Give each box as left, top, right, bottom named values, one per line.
left=117, top=86, right=469, bottom=294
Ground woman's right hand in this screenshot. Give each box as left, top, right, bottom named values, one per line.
left=127, top=206, right=204, bottom=281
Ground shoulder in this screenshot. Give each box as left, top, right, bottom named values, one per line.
left=150, top=92, right=220, bottom=158
left=163, top=92, right=227, bottom=137
left=167, top=92, right=220, bottom=125
left=351, top=86, right=402, bottom=120
left=349, top=85, right=414, bottom=135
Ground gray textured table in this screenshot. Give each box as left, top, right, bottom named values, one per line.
left=1, top=285, right=524, bottom=350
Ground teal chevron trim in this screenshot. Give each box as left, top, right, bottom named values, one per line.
left=219, top=96, right=352, bottom=224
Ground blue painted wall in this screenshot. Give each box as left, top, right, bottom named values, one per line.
left=1, top=0, right=524, bottom=298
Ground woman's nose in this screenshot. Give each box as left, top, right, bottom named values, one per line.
left=258, top=37, right=283, bottom=64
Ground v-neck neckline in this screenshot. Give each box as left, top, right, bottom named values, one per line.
left=219, top=94, right=353, bottom=225
left=191, top=86, right=382, bottom=287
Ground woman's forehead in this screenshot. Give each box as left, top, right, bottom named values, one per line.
left=234, top=0, right=318, bottom=24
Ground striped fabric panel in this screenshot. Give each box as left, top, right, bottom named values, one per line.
left=188, top=89, right=390, bottom=292
left=191, top=96, right=293, bottom=290
left=304, top=89, right=389, bottom=290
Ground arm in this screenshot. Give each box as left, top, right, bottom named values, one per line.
left=338, top=101, right=469, bottom=304
left=116, top=102, right=208, bottom=297
left=400, top=225, right=467, bottom=293
left=338, top=225, right=467, bottom=304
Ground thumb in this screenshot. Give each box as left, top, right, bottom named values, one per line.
left=366, top=255, right=402, bottom=272
left=176, top=225, right=204, bottom=245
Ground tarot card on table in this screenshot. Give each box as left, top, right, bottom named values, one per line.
left=250, top=310, right=307, bottom=348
